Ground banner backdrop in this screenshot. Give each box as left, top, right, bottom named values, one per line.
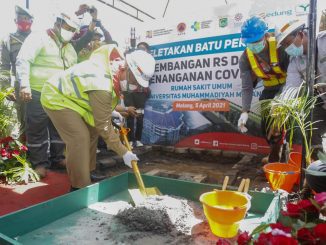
left=139, top=0, right=309, bottom=154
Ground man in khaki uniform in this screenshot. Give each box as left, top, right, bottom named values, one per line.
left=41, top=45, right=156, bottom=191
left=0, top=5, right=33, bottom=140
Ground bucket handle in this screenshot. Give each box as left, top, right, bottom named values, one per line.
left=269, top=170, right=297, bottom=175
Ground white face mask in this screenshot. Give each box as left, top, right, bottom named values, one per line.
left=60, top=29, right=75, bottom=42
left=110, top=59, right=125, bottom=74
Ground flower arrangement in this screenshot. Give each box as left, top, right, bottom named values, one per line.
left=215, top=192, right=326, bottom=245
left=0, top=88, right=39, bottom=184
left=0, top=136, right=39, bottom=184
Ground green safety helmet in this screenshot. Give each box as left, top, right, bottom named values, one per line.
left=15, top=5, right=33, bottom=19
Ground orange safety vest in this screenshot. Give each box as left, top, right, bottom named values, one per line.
left=246, top=37, right=286, bottom=87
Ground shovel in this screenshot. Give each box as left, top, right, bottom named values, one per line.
left=117, top=123, right=162, bottom=205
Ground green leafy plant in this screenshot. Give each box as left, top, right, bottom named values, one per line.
left=261, top=83, right=320, bottom=164
left=0, top=88, right=16, bottom=137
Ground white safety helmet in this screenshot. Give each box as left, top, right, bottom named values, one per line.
left=93, top=27, right=104, bottom=39
left=275, top=20, right=305, bottom=48
left=125, top=50, right=156, bottom=88
left=56, top=13, right=80, bottom=30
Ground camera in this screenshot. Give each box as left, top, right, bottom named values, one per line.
left=88, top=7, right=96, bottom=14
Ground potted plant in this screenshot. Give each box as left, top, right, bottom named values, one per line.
left=262, top=83, right=319, bottom=165
left=260, top=83, right=324, bottom=192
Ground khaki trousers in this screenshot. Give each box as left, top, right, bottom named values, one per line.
left=44, top=108, right=98, bottom=188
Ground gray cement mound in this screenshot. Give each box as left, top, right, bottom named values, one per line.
left=116, top=195, right=202, bottom=236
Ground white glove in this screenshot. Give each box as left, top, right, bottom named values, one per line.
left=112, top=110, right=124, bottom=123
left=238, top=112, right=248, bottom=133
left=122, top=151, right=139, bottom=168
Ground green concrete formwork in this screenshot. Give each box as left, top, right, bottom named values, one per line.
left=0, top=172, right=280, bottom=244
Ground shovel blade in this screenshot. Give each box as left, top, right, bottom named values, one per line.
left=145, top=187, right=162, bottom=196
left=128, top=187, right=162, bottom=206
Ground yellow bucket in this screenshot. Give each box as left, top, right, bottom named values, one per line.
left=199, top=190, right=250, bottom=238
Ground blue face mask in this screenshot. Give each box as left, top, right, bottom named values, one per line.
left=285, top=43, right=303, bottom=57
left=247, top=39, right=265, bottom=54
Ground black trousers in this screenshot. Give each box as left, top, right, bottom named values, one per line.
left=306, top=160, right=326, bottom=193
left=25, top=90, right=65, bottom=167
left=259, top=88, right=288, bottom=162
left=311, top=105, right=326, bottom=160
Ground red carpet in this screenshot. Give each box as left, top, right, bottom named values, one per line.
left=0, top=171, right=70, bottom=216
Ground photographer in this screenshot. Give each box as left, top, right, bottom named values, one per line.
left=74, top=4, right=116, bottom=62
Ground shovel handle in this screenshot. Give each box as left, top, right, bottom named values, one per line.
left=119, top=125, right=147, bottom=195
left=132, top=160, right=146, bottom=195
left=120, top=128, right=132, bottom=151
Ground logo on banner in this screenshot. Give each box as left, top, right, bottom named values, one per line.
left=265, top=10, right=292, bottom=18
left=177, top=22, right=186, bottom=35
left=146, top=30, right=153, bottom=38
left=219, top=17, right=228, bottom=28
left=232, top=13, right=243, bottom=29
left=295, top=4, right=309, bottom=16
left=191, top=21, right=200, bottom=31
left=191, top=20, right=213, bottom=32
left=234, top=13, right=243, bottom=22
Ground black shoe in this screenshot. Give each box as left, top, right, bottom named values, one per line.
left=50, top=159, right=66, bottom=170
left=70, top=186, right=80, bottom=192
left=90, top=171, right=107, bottom=182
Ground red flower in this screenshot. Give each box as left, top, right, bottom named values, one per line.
left=315, top=192, right=326, bottom=205
left=255, top=233, right=298, bottom=245
left=282, top=203, right=301, bottom=217
left=254, top=232, right=298, bottom=245
left=270, top=223, right=292, bottom=233
left=0, top=136, right=13, bottom=144
left=7, top=151, right=13, bottom=159
left=298, top=199, right=319, bottom=213
left=20, top=145, right=28, bottom=152
left=270, top=235, right=298, bottom=245
left=237, top=231, right=252, bottom=245
left=314, top=223, right=326, bottom=242
left=216, top=238, right=231, bottom=245
left=12, top=150, right=20, bottom=155
left=1, top=148, right=7, bottom=157
left=254, top=232, right=272, bottom=244
left=297, top=228, right=315, bottom=244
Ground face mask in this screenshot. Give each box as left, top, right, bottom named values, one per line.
left=17, top=20, right=32, bottom=32
left=60, top=29, right=75, bottom=42
left=247, top=39, right=265, bottom=54
left=110, top=59, right=125, bottom=74
left=285, top=43, right=303, bottom=57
